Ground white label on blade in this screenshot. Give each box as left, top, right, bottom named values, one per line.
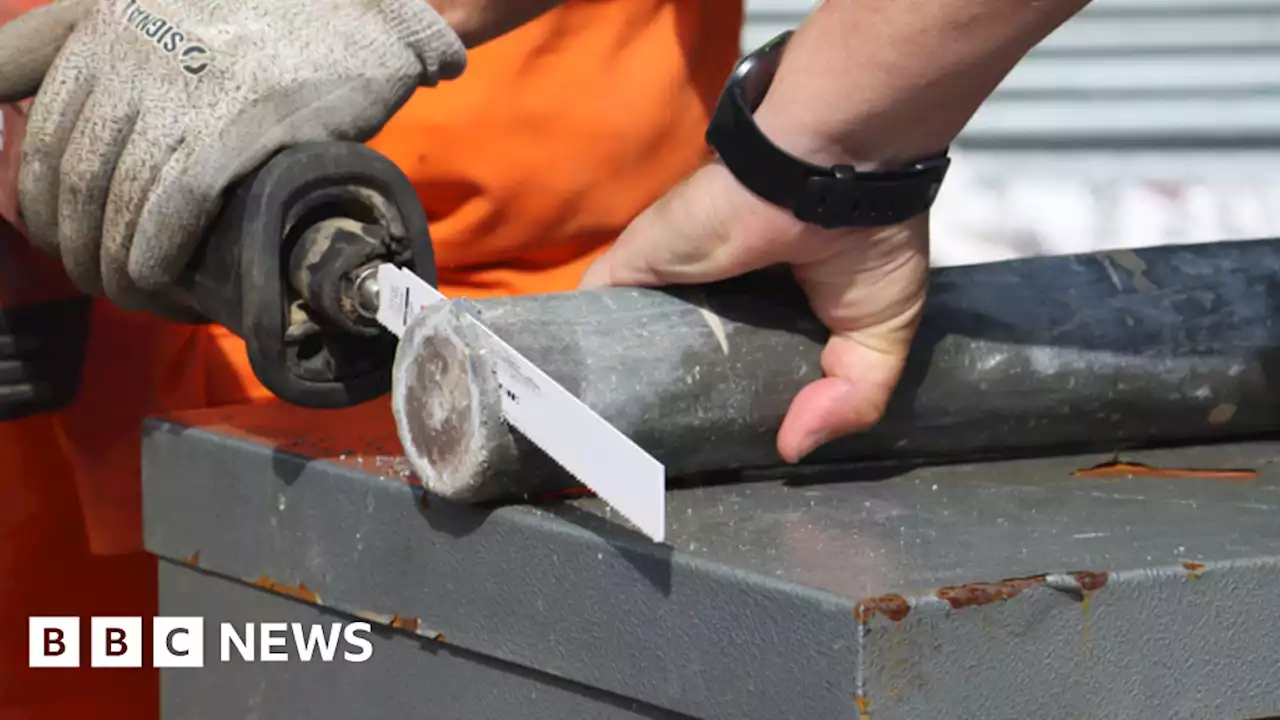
left=374, top=263, right=446, bottom=338
left=469, top=321, right=668, bottom=543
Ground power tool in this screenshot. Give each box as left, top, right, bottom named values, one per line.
left=173, top=141, right=437, bottom=408
left=0, top=135, right=438, bottom=419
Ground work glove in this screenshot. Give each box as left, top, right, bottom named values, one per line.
left=0, top=0, right=465, bottom=312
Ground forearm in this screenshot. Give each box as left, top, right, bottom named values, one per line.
left=431, top=0, right=566, bottom=47
left=754, top=0, right=1092, bottom=168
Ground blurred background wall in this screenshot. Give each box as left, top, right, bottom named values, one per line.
left=742, top=0, right=1280, bottom=266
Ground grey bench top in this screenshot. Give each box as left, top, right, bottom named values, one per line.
left=143, top=401, right=1280, bottom=720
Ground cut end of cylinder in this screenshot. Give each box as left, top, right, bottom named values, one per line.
left=391, top=301, right=513, bottom=501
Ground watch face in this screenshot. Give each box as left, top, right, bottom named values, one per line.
left=734, top=31, right=791, bottom=112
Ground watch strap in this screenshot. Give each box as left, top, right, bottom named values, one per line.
left=705, top=32, right=951, bottom=229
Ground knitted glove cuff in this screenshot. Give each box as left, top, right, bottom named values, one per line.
left=377, top=0, right=467, bottom=83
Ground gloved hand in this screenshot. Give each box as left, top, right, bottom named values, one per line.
left=0, top=0, right=465, bottom=312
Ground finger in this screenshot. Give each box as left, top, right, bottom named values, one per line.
left=16, top=20, right=97, bottom=252
left=124, top=75, right=414, bottom=289
left=100, top=113, right=184, bottom=309
left=776, top=332, right=916, bottom=463
left=0, top=0, right=93, bottom=102
left=57, top=86, right=139, bottom=295
left=127, top=136, right=278, bottom=289
left=777, top=218, right=929, bottom=460
left=579, top=163, right=800, bottom=290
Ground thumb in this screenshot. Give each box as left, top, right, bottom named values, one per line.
left=776, top=218, right=930, bottom=461
left=776, top=330, right=917, bottom=463
left=580, top=162, right=799, bottom=290
left=0, top=0, right=92, bottom=103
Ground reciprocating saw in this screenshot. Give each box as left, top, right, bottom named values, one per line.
left=1, top=138, right=438, bottom=418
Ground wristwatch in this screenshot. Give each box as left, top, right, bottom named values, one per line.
left=705, top=31, right=951, bottom=229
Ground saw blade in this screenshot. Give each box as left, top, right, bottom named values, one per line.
left=372, top=263, right=667, bottom=542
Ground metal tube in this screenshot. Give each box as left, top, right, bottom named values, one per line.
left=392, top=239, right=1280, bottom=502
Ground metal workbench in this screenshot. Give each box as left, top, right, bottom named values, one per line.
left=142, top=400, right=1280, bottom=720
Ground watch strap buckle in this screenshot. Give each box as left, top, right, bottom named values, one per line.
left=795, top=165, right=857, bottom=229
left=793, top=156, right=951, bottom=229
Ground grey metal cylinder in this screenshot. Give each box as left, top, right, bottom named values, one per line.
left=392, top=239, right=1280, bottom=503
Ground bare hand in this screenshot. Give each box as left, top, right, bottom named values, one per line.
left=580, top=161, right=929, bottom=463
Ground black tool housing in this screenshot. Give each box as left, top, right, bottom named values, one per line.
left=178, top=142, right=436, bottom=408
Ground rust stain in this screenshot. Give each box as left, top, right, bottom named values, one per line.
left=253, top=574, right=320, bottom=603
left=355, top=610, right=445, bottom=641
left=530, top=486, right=596, bottom=503
left=390, top=615, right=420, bottom=633
left=936, top=575, right=1046, bottom=610
left=854, top=594, right=910, bottom=624
left=354, top=610, right=392, bottom=624
left=1182, top=561, right=1205, bottom=580
left=1071, top=460, right=1257, bottom=482
left=181, top=551, right=201, bottom=567
left=1072, top=571, right=1109, bottom=593
left=856, top=694, right=870, bottom=719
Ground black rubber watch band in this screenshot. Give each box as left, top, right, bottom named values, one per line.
left=706, top=31, right=951, bottom=229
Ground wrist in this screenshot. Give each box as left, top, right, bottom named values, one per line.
left=704, top=30, right=950, bottom=230
left=427, top=0, right=566, bottom=47
left=426, top=0, right=483, bottom=46
left=750, top=65, right=958, bottom=173
left=746, top=0, right=1090, bottom=172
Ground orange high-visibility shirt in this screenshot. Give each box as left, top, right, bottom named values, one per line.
left=2, top=0, right=740, bottom=714
left=2, top=0, right=740, bottom=553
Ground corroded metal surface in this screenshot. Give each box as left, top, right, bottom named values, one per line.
left=856, top=560, right=1280, bottom=720
left=159, top=561, right=686, bottom=720
left=144, top=404, right=1280, bottom=719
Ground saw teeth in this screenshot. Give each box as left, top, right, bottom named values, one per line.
left=495, top=387, right=658, bottom=535
left=372, top=261, right=665, bottom=542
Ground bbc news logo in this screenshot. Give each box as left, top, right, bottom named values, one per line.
left=29, top=617, right=373, bottom=668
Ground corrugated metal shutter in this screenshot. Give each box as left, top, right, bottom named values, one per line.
left=742, top=0, right=1280, bottom=146
left=739, top=0, right=1280, bottom=265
